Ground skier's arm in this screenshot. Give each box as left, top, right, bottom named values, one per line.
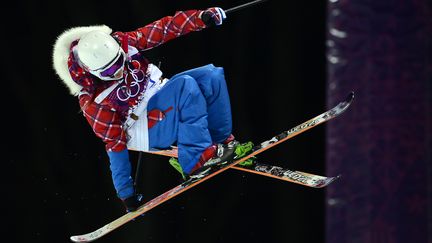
left=117, top=7, right=226, bottom=51
left=107, top=149, right=134, bottom=199
left=79, top=95, right=135, bottom=199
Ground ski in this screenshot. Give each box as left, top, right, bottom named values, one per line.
left=145, top=146, right=179, bottom=157
left=69, top=92, right=354, bottom=242
left=233, top=160, right=340, bottom=188
left=144, top=147, right=339, bottom=187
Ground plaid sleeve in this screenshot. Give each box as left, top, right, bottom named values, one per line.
left=79, top=94, right=127, bottom=152
left=121, top=10, right=207, bottom=51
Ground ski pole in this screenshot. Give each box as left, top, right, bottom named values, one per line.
left=225, top=0, right=269, bottom=15
left=133, top=60, right=163, bottom=191
left=134, top=151, right=143, bottom=189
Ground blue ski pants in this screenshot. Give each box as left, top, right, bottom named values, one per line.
left=148, top=63, right=233, bottom=173
left=108, top=64, right=233, bottom=199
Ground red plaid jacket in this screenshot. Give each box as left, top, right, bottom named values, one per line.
left=76, top=10, right=208, bottom=152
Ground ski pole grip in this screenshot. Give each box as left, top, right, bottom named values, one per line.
left=224, top=0, right=268, bottom=15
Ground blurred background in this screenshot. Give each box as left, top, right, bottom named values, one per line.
left=5, top=0, right=431, bottom=243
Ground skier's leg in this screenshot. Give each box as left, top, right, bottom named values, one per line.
left=171, top=64, right=233, bottom=143
left=148, top=75, right=213, bottom=174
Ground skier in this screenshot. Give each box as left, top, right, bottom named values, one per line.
left=52, top=7, right=240, bottom=212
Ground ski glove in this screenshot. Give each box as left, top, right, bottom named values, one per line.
left=122, top=193, right=144, bottom=212
left=201, top=7, right=226, bottom=27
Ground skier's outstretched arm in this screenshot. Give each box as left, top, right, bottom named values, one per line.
left=116, top=7, right=226, bottom=51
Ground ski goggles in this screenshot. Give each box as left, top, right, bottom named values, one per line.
left=90, top=49, right=126, bottom=81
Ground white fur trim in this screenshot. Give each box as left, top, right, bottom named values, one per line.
left=52, top=25, right=112, bottom=96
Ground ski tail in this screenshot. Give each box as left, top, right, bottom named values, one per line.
left=233, top=159, right=341, bottom=188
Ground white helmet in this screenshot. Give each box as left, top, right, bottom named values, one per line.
left=77, top=30, right=125, bottom=80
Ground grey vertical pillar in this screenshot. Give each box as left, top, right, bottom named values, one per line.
left=326, top=0, right=432, bottom=243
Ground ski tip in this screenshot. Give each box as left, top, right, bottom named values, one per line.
left=70, top=235, right=90, bottom=243
left=70, top=236, right=81, bottom=243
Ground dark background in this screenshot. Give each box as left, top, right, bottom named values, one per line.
left=6, top=0, right=432, bottom=243
left=6, top=1, right=328, bottom=243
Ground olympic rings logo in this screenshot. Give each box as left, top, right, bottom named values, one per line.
left=116, top=60, right=146, bottom=101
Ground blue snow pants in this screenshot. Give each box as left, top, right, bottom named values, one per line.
left=148, top=64, right=233, bottom=174
left=108, top=64, right=233, bottom=199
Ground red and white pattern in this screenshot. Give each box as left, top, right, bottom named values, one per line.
left=71, top=10, right=208, bottom=152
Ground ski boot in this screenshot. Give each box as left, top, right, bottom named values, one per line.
left=189, top=139, right=240, bottom=178
left=169, top=139, right=255, bottom=180
left=168, top=137, right=239, bottom=180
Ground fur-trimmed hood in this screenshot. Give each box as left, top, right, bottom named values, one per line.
left=52, top=25, right=112, bottom=96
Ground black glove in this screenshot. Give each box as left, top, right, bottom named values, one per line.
left=200, top=7, right=227, bottom=27
left=122, top=193, right=143, bottom=212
